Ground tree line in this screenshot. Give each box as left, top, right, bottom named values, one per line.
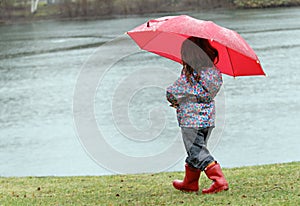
left=58, top=0, right=232, bottom=17
left=1, top=0, right=299, bottom=20
left=0, top=0, right=233, bottom=19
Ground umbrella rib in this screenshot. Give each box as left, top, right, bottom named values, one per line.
left=134, top=30, right=162, bottom=49
left=226, top=46, right=236, bottom=77
left=139, top=31, right=187, bottom=50
left=138, top=18, right=172, bottom=48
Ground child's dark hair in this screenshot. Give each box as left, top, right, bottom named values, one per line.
left=181, top=36, right=219, bottom=84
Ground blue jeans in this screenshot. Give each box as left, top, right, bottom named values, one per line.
left=181, top=127, right=215, bottom=171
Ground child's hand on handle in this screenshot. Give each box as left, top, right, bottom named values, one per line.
left=169, top=102, right=179, bottom=109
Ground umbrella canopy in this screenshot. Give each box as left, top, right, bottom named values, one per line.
left=127, top=15, right=265, bottom=77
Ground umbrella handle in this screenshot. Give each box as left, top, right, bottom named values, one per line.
left=147, top=19, right=168, bottom=27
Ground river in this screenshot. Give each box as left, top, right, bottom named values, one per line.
left=0, top=7, right=299, bottom=176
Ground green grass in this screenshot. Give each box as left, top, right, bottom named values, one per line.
left=0, top=162, right=299, bottom=205
left=233, top=0, right=300, bottom=8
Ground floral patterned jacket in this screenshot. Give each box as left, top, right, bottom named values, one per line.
left=166, top=67, right=222, bottom=128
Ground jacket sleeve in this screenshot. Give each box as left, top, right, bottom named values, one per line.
left=166, top=91, right=177, bottom=104
left=166, top=74, right=188, bottom=104
left=166, top=68, right=222, bottom=104
left=189, top=82, right=212, bottom=103
left=191, top=68, right=223, bottom=103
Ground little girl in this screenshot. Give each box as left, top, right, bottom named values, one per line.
left=166, top=37, right=228, bottom=194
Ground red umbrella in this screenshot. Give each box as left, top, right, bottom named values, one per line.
left=127, top=15, right=265, bottom=77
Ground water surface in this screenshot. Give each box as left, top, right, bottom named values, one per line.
left=0, top=7, right=299, bottom=176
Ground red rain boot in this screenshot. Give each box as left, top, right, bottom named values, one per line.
left=202, top=162, right=229, bottom=194
left=173, top=164, right=201, bottom=193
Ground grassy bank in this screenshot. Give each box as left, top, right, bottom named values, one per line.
left=0, top=162, right=299, bottom=205
left=233, top=0, right=300, bottom=8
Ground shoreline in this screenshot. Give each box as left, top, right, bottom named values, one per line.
left=1, top=1, right=300, bottom=25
